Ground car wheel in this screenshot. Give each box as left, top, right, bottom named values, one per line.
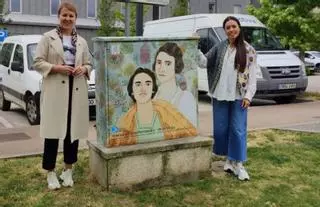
left=26, top=95, right=40, bottom=125
left=315, top=64, right=320, bottom=73
left=274, top=95, right=296, bottom=104
left=0, top=89, right=11, bottom=111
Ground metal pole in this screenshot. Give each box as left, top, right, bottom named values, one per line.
left=136, top=3, right=143, bottom=36
left=152, top=5, right=159, bottom=20
left=125, top=1, right=130, bottom=36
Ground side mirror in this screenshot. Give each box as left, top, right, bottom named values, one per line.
left=11, top=60, right=24, bottom=73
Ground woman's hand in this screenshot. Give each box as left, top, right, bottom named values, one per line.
left=73, top=66, right=87, bottom=77
left=51, top=65, right=74, bottom=75
left=241, top=98, right=251, bottom=109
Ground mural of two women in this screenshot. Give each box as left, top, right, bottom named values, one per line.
left=107, top=42, right=198, bottom=147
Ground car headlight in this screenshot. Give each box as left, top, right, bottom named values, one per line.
left=256, top=65, right=263, bottom=79
left=301, top=63, right=306, bottom=76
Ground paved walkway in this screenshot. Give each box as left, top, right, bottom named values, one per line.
left=307, top=73, right=320, bottom=92
left=0, top=74, right=319, bottom=159
left=0, top=123, right=96, bottom=159
left=1, top=104, right=320, bottom=159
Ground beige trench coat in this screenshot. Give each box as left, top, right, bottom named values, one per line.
left=33, top=29, right=92, bottom=141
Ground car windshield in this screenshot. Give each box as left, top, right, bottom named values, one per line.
left=215, top=27, right=284, bottom=51
left=311, top=52, right=320, bottom=58
left=27, top=43, right=37, bottom=70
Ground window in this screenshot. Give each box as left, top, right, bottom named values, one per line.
left=27, top=44, right=37, bottom=70
left=233, top=4, right=242, bottom=14
left=209, top=3, right=216, bottom=13
left=120, top=3, right=126, bottom=16
left=10, top=0, right=21, bottom=13
left=12, top=44, right=24, bottom=71
left=311, top=52, right=320, bottom=58
left=0, top=43, right=14, bottom=67
left=196, top=28, right=219, bottom=54
left=51, top=0, right=61, bottom=16
left=87, top=0, right=97, bottom=18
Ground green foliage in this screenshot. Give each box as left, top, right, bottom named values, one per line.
left=97, top=0, right=118, bottom=36
left=172, top=0, right=189, bottom=16
left=0, top=0, right=6, bottom=25
left=98, top=1, right=151, bottom=36
left=118, top=3, right=151, bottom=36
left=0, top=0, right=4, bottom=12
left=1, top=130, right=320, bottom=206
left=247, top=0, right=320, bottom=51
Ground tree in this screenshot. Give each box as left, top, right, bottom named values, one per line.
left=97, top=0, right=118, bottom=36
left=247, top=0, right=320, bottom=52
left=0, top=0, right=6, bottom=24
left=0, top=0, right=4, bottom=13
left=98, top=1, right=151, bottom=36
left=172, top=0, right=189, bottom=17
left=113, top=3, right=151, bottom=36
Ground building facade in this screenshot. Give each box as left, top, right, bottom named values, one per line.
left=0, top=0, right=261, bottom=47
left=1, top=0, right=100, bottom=49
left=145, top=0, right=260, bottom=21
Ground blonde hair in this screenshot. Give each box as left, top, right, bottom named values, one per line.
left=58, top=2, right=78, bottom=18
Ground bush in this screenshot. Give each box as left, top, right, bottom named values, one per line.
left=306, top=67, right=314, bottom=76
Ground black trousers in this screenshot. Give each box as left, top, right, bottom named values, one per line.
left=42, top=75, right=79, bottom=170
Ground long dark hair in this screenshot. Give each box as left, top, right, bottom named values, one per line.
left=223, top=16, right=247, bottom=73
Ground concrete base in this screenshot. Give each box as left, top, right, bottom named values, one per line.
left=87, top=137, right=212, bottom=191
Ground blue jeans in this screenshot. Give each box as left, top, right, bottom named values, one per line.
left=212, top=99, right=247, bottom=162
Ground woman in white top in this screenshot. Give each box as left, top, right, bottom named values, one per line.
left=198, top=16, right=257, bottom=181
left=152, top=42, right=197, bottom=127
left=33, top=2, right=91, bottom=190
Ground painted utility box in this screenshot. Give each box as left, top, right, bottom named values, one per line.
left=89, top=37, right=212, bottom=191
left=93, top=37, right=200, bottom=148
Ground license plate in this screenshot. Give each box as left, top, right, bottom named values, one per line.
left=278, top=83, right=296, bottom=89
left=88, top=99, right=96, bottom=106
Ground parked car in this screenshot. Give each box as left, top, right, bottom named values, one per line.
left=305, top=51, right=320, bottom=73
left=0, top=35, right=95, bottom=125
left=144, top=14, right=308, bottom=104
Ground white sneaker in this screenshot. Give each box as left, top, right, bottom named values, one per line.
left=223, top=159, right=235, bottom=174
left=235, top=165, right=250, bottom=181
left=47, top=171, right=61, bottom=190
left=60, top=169, right=74, bottom=187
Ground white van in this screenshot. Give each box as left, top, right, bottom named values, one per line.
left=0, top=35, right=95, bottom=125
left=143, top=14, right=308, bottom=104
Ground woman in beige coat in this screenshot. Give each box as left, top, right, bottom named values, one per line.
left=33, top=2, right=92, bottom=190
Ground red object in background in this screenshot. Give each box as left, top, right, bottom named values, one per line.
left=140, top=42, right=150, bottom=64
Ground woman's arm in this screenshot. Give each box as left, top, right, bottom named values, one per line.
left=205, top=45, right=218, bottom=69
left=81, top=40, right=92, bottom=79
left=33, top=35, right=73, bottom=77
left=244, top=48, right=257, bottom=102
left=197, top=49, right=207, bottom=68
left=33, top=35, right=53, bottom=78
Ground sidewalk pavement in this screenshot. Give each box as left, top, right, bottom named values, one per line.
left=0, top=113, right=216, bottom=159
left=0, top=114, right=217, bottom=159
left=1, top=106, right=320, bottom=159
left=0, top=123, right=97, bottom=159
left=1, top=74, right=319, bottom=159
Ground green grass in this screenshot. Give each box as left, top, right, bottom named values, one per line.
left=300, top=91, right=320, bottom=100
left=1, top=130, right=320, bottom=207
